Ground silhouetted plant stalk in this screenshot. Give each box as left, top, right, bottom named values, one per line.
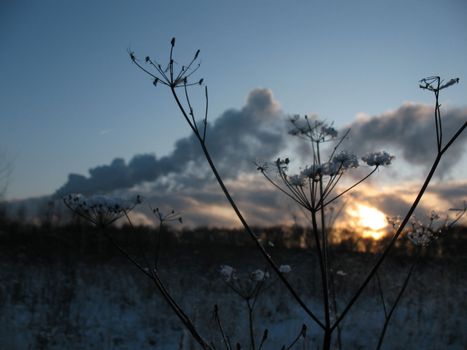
left=130, top=38, right=466, bottom=349
left=375, top=208, right=466, bottom=350
left=331, top=77, right=465, bottom=335
left=221, top=265, right=268, bottom=350
left=218, top=264, right=300, bottom=349
left=130, top=38, right=325, bottom=332
left=63, top=194, right=213, bottom=350
left=265, top=116, right=395, bottom=348
left=213, top=304, right=233, bottom=350
left=151, top=206, right=182, bottom=269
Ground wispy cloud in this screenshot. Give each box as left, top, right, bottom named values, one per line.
left=98, top=129, right=112, bottom=136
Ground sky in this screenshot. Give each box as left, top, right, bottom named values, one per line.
left=1, top=0, right=466, bottom=228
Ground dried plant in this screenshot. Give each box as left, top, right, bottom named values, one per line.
left=62, top=39, right=466, bottom=349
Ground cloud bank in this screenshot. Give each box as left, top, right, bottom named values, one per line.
left=55, top=88, right=285, bottom=196
left=50, top=91, right=466, bottom=228
left=341, top=103, right=467, bottom=174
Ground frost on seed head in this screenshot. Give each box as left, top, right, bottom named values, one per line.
left=387, top=216, right=402, bottom=230
left=321, top=125, right=338, bottom=138
left=406, top=215, right=441, bottom=247
left=250, top=269, right=270, bottom=282
left=362, top=151, right=394, bottom=167
left=332, top=151, right=359, bottom=169
left=288, top=174, right=305, bottom=187
left=301, top=164, right=322, bottom=179
left=407, top=226, right=436, bottom=247
left=279, top=265, right=292, bottom=273
left=220, top=265, right=272, bottom=299
left=220, top=265, right=236, bottom=282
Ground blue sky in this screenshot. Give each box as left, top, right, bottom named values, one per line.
left=1, top=0, right=466, bottom=200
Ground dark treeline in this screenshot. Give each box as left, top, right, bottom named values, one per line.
left=0, top=217, right=465, bottom=263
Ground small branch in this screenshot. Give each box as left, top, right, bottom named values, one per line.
left=102, top=226, right=212, bottom=349
left=332, top=151, right=444, bottom=330
left=319, top=167, right=378, bottom=210
left=247, top=300, right=256, bottom=350
left=376, top=253, right=420, bottom=350
left=285, top=324, right=307, bottom=350
left=257, top=329, right=268, bottom=350
left=203, top=86, right=209, bottom=142
left=440, top=121, right=466, bottom=155
left=376, top=272, right=388, bottom=319
left=214, top=305, right=232, bottom=350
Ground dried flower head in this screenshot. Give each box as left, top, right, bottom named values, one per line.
left=220, top=265, right=237, bottom=282
left=407, top=216, right=441, bottom=247
left=301, top=164, right=323, bottom=180
left=321, top=125, right=338, bottom=138
left=362, top=151, right=394, bottom=166
left=419, top=76, right=459, bottom=92
left=288, top=115, right=337, bottom=142
left=387, top=215, right=402, bottom=229
left=288, top=174, right=306, bottom=187
left=153, top=207, right=183, bottom=224
left=63, top=193, right=142, bottom=227
left=332, top=151, right=359, bottom=169
left=220, top=265, right=270, bottom=299
left=129, top=38, right=203, bottom=89
left=250, top=269, right=270, bottom=282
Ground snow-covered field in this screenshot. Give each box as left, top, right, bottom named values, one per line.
left=1, top=246, right=466, bottom=349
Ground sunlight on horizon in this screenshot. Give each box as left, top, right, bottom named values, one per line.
left=347, top=203, right=388, bottom=240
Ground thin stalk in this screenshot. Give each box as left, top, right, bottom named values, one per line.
left=376, top=252, right=420, bottom=350
left=261, top=171, right=308, bottom=208
left=333, top=121, right=464, bottom=330
left=326, top=122, right=465, bottom=331
left=327, top=129, right=351, bottom=162
left=285, top=329, right=304, bottom=350
left=376, top=272, right=388, bottom=319
left=183, top=82, right=199, bottom=133
left=310, top=208, right=331, bottom=349
left=328, top=264, right=342, bottom=350
left=214, top=305, right=232, bottom=350
left=102, top=229, right=213, bottom=349
left=170, top=86, right=325, bottom=329
left=319, top=177, right=333, bottom=350
left=155, top=220, right=163, bottom=269
left=247, top=300, right=256, bottom=350
left=319, top=167, right=378, bottom=210
left=203, top=86, right=209, bottom=142
left=257, top=329, right=268, bottom=350
left=332, top=151, right=443, bottom=330
left=319, top=178, right=328, bottom=280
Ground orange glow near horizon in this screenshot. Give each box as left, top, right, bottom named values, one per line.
left=347, top=203, right=388, bottom=240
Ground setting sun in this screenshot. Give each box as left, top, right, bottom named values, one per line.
left=347, top=203, right=388, bottom=240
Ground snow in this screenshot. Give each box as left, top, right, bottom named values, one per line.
left=1, top=249, right=465, bottom=349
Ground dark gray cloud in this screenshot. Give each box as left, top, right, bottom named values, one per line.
left=51, top=96, right=467, bottom=228
left=120, top=177, right=467, bottom=228
left=55, top=155, right=161, bottom=196
left=116, top=176, right=299, bottom=228
left=341, top=104, right=467, bottom=174
left=55, top=89, right=285, bottom=196
left=429, top=181, right=467, bottom=206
